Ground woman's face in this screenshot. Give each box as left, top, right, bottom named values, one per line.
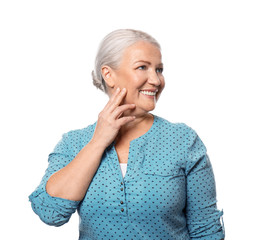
left=109, top=41, right=165, bottom=116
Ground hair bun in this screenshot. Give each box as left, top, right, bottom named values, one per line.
left=91, top=70, right=105, bottom=92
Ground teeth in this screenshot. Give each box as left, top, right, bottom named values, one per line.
left=140, top=90, right=156, bottom=96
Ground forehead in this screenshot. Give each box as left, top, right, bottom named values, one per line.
left=121, top=41, right=162, bottom=64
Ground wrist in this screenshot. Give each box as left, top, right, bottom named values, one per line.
left=89, top=137, right=108, bottom=151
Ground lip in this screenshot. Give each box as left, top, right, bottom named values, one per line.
left=139, top=89, right=159, bottom=93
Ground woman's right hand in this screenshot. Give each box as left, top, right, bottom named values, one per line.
left=90, top=87, right=136, bottom=149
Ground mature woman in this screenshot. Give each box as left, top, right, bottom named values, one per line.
left=29, top=29, right=225, bottom=239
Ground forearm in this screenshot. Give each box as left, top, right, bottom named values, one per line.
left=46, top=139, right=105, bottom=201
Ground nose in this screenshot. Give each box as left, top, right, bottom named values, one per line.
left=148, top=71, right=161, bottom=86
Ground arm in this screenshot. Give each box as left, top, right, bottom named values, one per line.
left=29, top=131, right=102, bottom=226
left=46, top=88, right=136, bottom=201
left=29, top=87, right=136, bottom=226
left=46, top=139, right=105, bottom=201
left=185, top=128, right=225, bottom=240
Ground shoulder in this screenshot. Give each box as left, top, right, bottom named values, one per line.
left=155, top=115, right=194, bottom=135
left=57, top=121, right=97, bottom=152
left=154, top=115, right=199, bottom=145
left=65, top=121, right=97, bottom=139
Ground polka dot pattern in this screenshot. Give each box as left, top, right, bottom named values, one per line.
left=29, top=115, right=225, bottom=239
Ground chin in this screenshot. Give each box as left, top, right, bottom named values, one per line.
left=144, top=103, right=156, bottom=111
left=137, top=106, right=156, bottom=115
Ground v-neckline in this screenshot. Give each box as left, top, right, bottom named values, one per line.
left=105, top=114, right=159, bottom=181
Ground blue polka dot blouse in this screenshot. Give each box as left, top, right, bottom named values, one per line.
left=29, top=114, right=225, bottom=240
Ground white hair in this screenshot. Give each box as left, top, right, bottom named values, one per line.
left=91, top=29, right=161, bottom=94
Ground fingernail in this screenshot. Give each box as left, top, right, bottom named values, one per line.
left=122, top=88, right=126, bottom=92
left=116, top=87, right=120, bottom=91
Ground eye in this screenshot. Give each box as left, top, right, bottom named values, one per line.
left=137, top=65, right=147, bottom=70
left=156, top=68, right=164, bottom=73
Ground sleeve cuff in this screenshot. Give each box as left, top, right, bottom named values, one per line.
left=188, top=209, right=225, bottom=240
left=29, top=184, right=80, bottom=226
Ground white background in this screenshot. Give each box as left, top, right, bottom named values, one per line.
left=1, top=0, right=254, bottom=239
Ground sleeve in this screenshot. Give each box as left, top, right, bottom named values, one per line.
left=185, top=127, right=225, bottom=239
left=28, top=132, right=80, bottom=227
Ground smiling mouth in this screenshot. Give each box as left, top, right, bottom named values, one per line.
left=139, top=90, right=157, bottom=96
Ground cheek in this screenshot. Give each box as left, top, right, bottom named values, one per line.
left=128, top=78, right=143, bottom=91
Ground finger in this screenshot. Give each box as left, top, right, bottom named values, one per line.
left=112, top=104, right=136, bottom=119
left=104, top=87, right=120, bottom=111
left=116, top=115, right=136, bottom=127
left=108, top=88, right=127, bottom=113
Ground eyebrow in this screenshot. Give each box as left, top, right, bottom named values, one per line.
left=133, top=60, right=164, bottom=66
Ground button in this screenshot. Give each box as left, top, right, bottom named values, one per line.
left=120, top=201, right=124, bottom=204
left=120, top=188, right=123, bottom=191
left=121, top=208, right=124, bottom=212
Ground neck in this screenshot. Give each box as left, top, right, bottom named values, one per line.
left=116, top=113, right=153, bottom=143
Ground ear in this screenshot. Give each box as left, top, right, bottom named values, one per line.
left=101, top=66, right=115, bottom=88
